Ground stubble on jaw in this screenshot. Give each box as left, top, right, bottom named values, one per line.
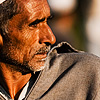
left=0, top=44, right=51, bottom=74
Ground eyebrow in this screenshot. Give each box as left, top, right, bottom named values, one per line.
left=29, top=15, right=53, bottom=26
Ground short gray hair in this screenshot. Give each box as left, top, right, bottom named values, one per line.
left=0, top=0, right=18, bottom=35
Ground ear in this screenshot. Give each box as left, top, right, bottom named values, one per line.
left=0, top=34, right=3, bottom=46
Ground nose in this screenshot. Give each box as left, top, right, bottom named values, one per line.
left=39, top=23, right=56, bottom=45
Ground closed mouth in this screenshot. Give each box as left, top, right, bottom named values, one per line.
left=34, top=52, right=47, bottom=59
left=30, top=46, right=50, bottom=61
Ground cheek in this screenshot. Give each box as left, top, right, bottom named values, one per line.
left=8, top=25, right=39, bottom=46
left=8, top=19, right=39, bottom=45
left=1, top=43, right=24, bottom=64
left=21, top=28, right=39, bottom=45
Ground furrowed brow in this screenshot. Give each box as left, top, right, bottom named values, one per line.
left=29, top=15, right=53, bottom=27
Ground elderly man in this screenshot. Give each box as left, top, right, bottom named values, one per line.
left=0, top=0, right=100, bottom=100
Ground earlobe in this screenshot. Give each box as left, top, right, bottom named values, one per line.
left=0, top=34, right=3, bottom=47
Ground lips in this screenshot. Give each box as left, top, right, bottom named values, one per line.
left=29, top=46, right=50, bottom=61
left=35, top=52, right=47, bottom=59
left=34, top=46, right=50, bottom=59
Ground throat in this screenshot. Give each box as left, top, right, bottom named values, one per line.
left=0, top=62, right=40, bottom=99
left=0, top=74, right=32, bottom=100
left=0, top=71, right=40, bottom=99
left=0, top=64, right=32, bottom=99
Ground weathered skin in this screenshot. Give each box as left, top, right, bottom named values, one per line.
left=0, top=0, right=56, bottom=99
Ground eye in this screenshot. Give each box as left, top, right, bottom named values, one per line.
left=29, top=20, right=39, bottom=28
left=29, top=18, right=45, bottom=28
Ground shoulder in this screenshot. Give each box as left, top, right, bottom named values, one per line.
left=59, top=52, right=100, bottom=66
left=47, top=42, right=100, bottom=75
left=49, top=42, right=100, bottom=70
left=46, top=42, right=100, bottom=76
left=56, top=52, right=100, bottom=73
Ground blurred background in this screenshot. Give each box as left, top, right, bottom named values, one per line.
left=47, top=0, right=100, bottom=57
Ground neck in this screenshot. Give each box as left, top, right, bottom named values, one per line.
left=0, top=62, right=32, bottom=99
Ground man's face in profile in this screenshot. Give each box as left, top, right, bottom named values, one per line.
left=1, top=0, right=56, bottom=72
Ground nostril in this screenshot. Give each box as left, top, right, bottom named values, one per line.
left=45, top=42, right=51, bottom=46
left=39, top=39, right=51, bottom=46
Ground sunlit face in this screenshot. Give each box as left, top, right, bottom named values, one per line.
left=0, top=0, right=56, bottom=72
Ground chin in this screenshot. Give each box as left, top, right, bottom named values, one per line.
left=26, top=60, right=46, bottom=73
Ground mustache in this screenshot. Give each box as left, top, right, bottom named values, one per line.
left=35, top=46, right=51, bottom=55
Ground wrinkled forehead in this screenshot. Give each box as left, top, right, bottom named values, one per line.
left=16, top=0, right=50, bottom=19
